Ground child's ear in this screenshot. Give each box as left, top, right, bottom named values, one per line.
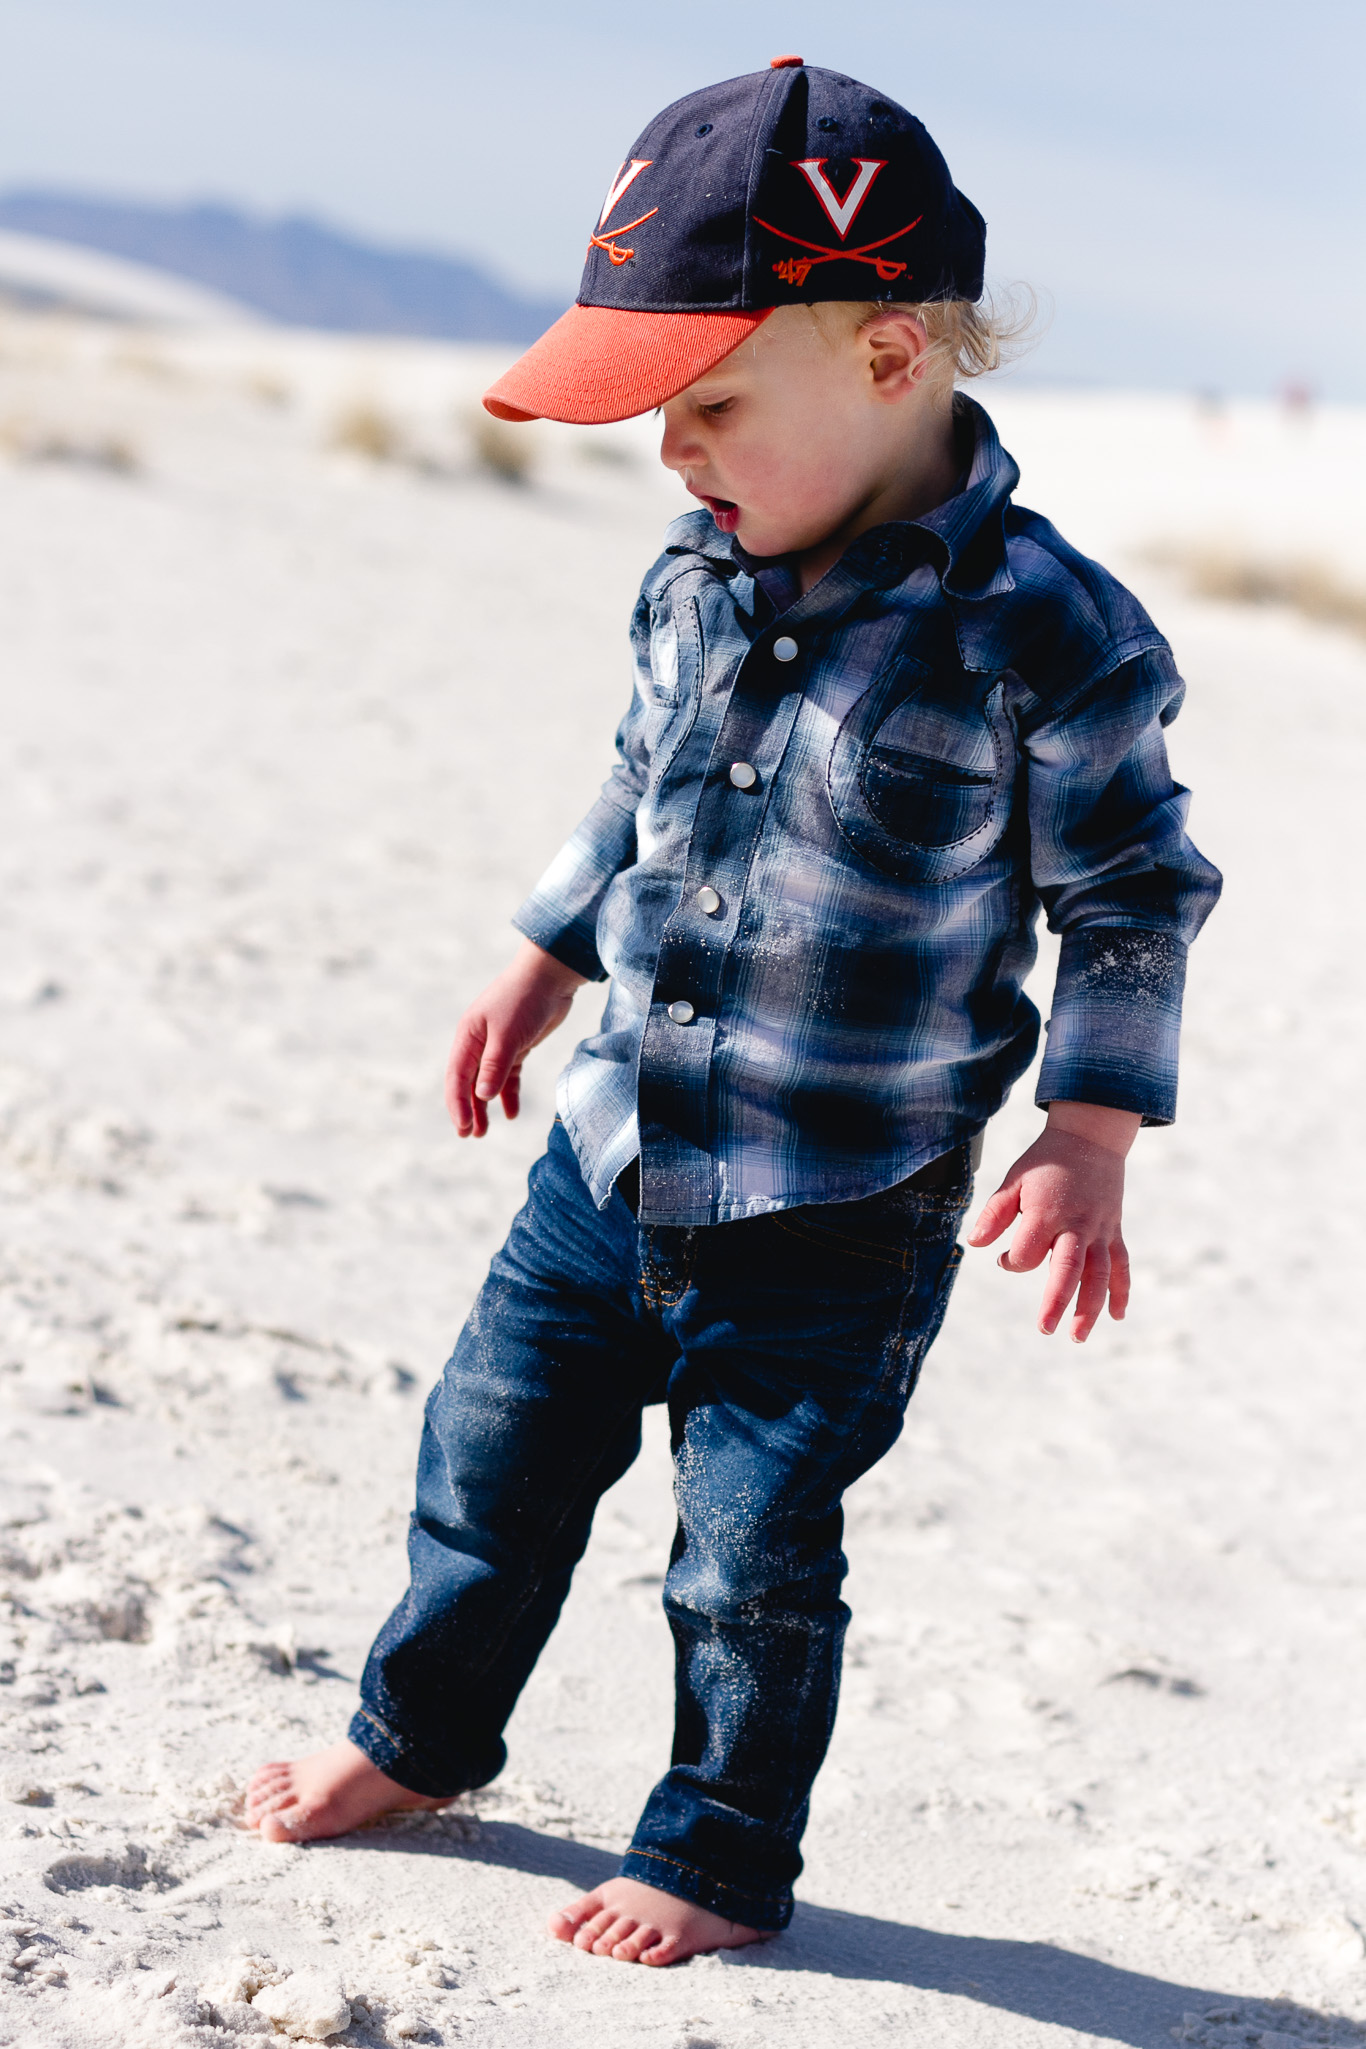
left=865, top=313, right=931, bottom=402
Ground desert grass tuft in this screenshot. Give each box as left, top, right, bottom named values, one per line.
left=467, top=410, right=535, bottom=485
left=325, top=402, right=539, bottom=483
left=1152, top=546, right=1366, bottom=642
left=246, top=370, right=292, bottom=408
left=576, top=436, right=635, bottom=469
left=328, top=401, right=404, bottom=462
left=110, top=344, right=183, bottom=384
left=1, top=417, right=139, bottom=472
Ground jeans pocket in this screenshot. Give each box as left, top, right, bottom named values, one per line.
left=890, top=1238, right=965, bottom=1404
left=772, top=1204, right=916, bottom=1273
left=773, top=1147, right=974, bottom=1271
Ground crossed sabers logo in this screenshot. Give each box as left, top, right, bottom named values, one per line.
left=590, top=159, right=657, bottom=265
left=756, top=158, right=920, bottom=288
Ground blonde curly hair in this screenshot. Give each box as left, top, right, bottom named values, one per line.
left=813, top=287, right=1037, bottom=386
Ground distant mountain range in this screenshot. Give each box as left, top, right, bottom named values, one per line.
left=0, top=190, right=567, bottom=342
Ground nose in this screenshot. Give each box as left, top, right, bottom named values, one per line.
left=658, top=405, right=701, bottom=475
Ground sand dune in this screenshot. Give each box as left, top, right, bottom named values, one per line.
left=1, top=311, right=1363, bottom=2048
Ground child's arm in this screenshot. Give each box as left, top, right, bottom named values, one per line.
left=967, top=1101, right=1140, bottom=1343
left=446, top=939, right=587, bottom=1138
left=977, top=644, right=1221, bottom=1341
left=446, top=592, right=668, bottom=1138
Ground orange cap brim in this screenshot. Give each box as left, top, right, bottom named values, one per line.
left=482, top=304, right=773, bottom=424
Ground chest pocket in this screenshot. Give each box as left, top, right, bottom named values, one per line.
left=827, top=657, right=1016, bottom=884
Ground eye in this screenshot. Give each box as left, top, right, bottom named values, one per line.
left=695, top=122, right=713, bottom=137
left=698, top=397, right=733, bottom=419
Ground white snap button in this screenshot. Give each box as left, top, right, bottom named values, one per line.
left=696, top=885, right=722, bottom=915
left=729, top=761, right=758, bottom=789
left=773, top=635, right=799, bottom=662
left=667, top=999, right=696, bottom=1025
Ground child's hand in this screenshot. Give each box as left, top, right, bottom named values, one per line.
left=445, top=940, right=588, bottom=1138
left=966, top=1101, right=1142, bottom=1342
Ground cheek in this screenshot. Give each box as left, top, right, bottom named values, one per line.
left=732, top=433, right=861, bottom=533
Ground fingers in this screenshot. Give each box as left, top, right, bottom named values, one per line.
left=448, top=1019, right=526, bottom=1139
left=1034, top=1237, right=1126, bottom=1341
left=447, top=1021, right=531, bottom=1138
left=473, top=1032, right=519, bottom=1126
left=982, top=1128, right=1132, bottom=1340
left=444, top=948, right=584, bottom=1144
left=996, top=1206, right=1057, bottom=1273
left=445, top=1015, right=489, bottom=1138
left=499, top=1061, right=523, bottom=1125
left=1036, top=1233, right=1086, bottom=1333
left=967, top=1178, right=1020, bottom=1248
left=1067, top=1243, right=1112, bottom=1343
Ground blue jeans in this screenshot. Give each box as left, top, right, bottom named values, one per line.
left=350, top=1120, right=971, bottom=1930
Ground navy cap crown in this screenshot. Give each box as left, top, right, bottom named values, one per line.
left=578, top=62, right=985, bottom=315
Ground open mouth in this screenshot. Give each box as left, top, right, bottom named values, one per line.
left=690, top=489, right=740, bottom=534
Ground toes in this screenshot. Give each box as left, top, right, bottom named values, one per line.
left=589, top=1915, right=637, bottom=1958
left=245, top=1766, right=289, bottom=1800
left=639, top=1932, right=685, bottom=1968
left=248, top=1776, right=293, bottom=1803
left=555, top=1892, right=604, bottom=1929
left=258, top=1809, right=303, bottom=1843
left=549, top=1894, right=602, bottom=1943
left=572, top=1909, right=618, bottom=1952
left=611, top=1924, right=661, bottom=1963
left=245, top=1771, right=292, bottom=1817
left=248, top=1788, right=299, bottom=1823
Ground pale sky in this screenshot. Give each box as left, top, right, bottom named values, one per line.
left=1, top=0, right=1362, bottom=394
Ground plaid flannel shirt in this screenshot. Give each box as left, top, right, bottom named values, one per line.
left=514, top=397, right=1221, bottom=1227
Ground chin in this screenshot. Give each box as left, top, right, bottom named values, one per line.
left=732, top=521, right=783, bottom=557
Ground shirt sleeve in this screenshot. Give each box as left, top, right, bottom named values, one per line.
left=510, top=593, right=653, bottom=981
left=1025, top=646, right=1222, bottom=1124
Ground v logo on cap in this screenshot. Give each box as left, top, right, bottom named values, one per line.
left=792, top=157, right=886, bottom=238
left=599, top=159, right=653, bottom=228
left=591, top=158, right=659, bottom=267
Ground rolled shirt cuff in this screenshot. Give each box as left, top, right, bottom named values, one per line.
left=1036, top=926, right=1187, bottom=1126
left=509, top=788, right=639, bottom=984
left=512, top=903, right=607, bottom=983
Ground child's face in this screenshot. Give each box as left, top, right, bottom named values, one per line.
left=658, top=304, right=945, bottom=564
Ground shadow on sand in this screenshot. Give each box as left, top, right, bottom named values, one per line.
left=318, top=1818, right=1360, bottom=2047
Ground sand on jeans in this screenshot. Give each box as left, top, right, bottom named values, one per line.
left=0, top=311, right=1364, bottom=2048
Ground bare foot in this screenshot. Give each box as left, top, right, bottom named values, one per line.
left=244, top=1739, right=453, bottom=1844
left=548, top=1874, right=772, bottom=1967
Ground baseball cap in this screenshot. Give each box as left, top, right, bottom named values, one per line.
left=483, top=56, right=985, bottom=426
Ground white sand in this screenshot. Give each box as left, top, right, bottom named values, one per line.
left=1, top=313, right=1363, bottom=2049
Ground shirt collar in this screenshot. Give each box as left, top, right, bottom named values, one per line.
left=664, top=394, right=1019, bottom=608
left=904, top=394, right=1019, bottom=600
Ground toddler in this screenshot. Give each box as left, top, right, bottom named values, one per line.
left=247, top=56, right=1221, bottom=1966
